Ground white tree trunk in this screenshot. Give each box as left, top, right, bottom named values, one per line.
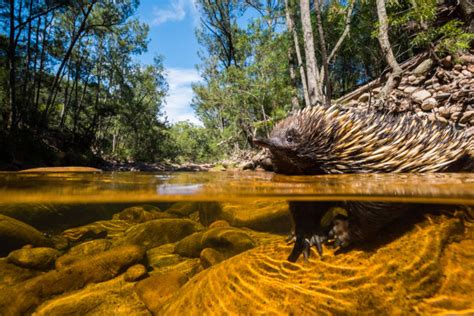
left=300, top=0, right=322, bottom=105
left=285, top=0, right=310, bottom=108
left=376, top=0, right=402, bottom=99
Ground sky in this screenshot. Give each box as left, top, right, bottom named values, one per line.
left=135, top=0, right=202, bottom=125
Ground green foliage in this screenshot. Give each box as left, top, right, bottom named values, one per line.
left=391, top=0, right=473, bottom=56
left=412, top=20, right=474, bottom=55
left=166, top=121, right=221, bottom=163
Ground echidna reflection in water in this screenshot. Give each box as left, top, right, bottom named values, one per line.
left=254, top=105, right=473, bottom=262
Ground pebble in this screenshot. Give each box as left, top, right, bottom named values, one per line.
left=461, top=70, right=472, bottom=78
left=124, top=264, right=148, bottom=282
left=412, top=90, right=431, bottom=104
left=460, top=111, right=474, bottom=124
left=421, top=98, right=438, bottom=111
left=403, top=86, right=417, bottom=93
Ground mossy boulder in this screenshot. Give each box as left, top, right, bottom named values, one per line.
left=7, top=247, right=60, bottom=270
left=117, top=219, right=202, bottom=250
left=0, top=214, right=52, bottom=256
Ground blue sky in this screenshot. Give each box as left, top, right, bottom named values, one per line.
left=135, top=0, right=202, bottom=124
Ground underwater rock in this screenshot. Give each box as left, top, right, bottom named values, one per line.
left=199, top=248, right=226, bottom=268
left=117, top=218, right=202, bottom=250
left=146, top=243, right=187, bottom=270
left=0, top=214, right=52, bottom=256
left=7, top=247, right=60, bottom=270
left=62, top=219, right=133, bottom=243
left=134, top=259, right=201, bottom=314
left=165, top=202, right=223, bottom=226
left=33, top=275, right=150, bottom=316
left=0, top=244, right=145, bottom=315
left=112, top=205, right=175, bottom=223
left=124, top=264, right=148, bottom=282
left=0, top=258, right=40, bottom=287
left=55, top=239, right=112, bottom=269
left=174, top=226, right=256, bottom=260
left=220, top=201, right=292, bottom=233
left=209, top=220, right=230, bottom=228
left=165, top=202, right=202, bottom=217
left=158, top=215, right=472, bottom=315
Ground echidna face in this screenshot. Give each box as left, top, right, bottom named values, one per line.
left=253, top=118, right=307, bottom=174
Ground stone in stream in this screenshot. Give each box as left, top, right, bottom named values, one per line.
left=174, top=226, right=256, bottom=260
left=0, top=244, right=145, bottom=315
left=7, top=247, right=60, bottom=270
left=116, top=218, right=203, bottom=250
left=0, top=214, right=52, bottom=256
left=112, top=205, right=176, bottom=223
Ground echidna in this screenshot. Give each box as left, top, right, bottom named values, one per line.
left=254, top=105, right=473, bottom=262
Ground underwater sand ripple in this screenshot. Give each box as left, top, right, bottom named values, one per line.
left=158, top=215, right=472, bottom=315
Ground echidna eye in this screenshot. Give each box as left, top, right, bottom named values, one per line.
left=286, top=135, right=293, bottom=143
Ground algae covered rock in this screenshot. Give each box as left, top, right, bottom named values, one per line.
left=0, top=244, right=145, bottom=315
left=112, top=205, right=175, bottom=223
left=55, top=239, right=112, bottom=269
left=174, top=226, right=256, bottom=260
left=0, top=214, right=52, bottom=256
left=7, top=247, right=60, bottom=270
left=62, top=219, right=133, bottom=242
left=117, top=218, right=202, bottom=250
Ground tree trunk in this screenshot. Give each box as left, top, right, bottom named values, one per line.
left=44, top=2, right=95, bottom=121
left=314, top=0, right=331, bottom=106
left=8, top=0, right=17, bottom=131
left=300, top=0, right=322, bottom=106
left=285, top=0, right=310, bottom=108
left=376, top=0, right=402, bottom=99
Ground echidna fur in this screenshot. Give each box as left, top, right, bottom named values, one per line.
left=256, top=105, right=473, bottom=261
left=265, top=105, right=473, bottom=174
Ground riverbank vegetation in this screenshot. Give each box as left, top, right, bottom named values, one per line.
left=0, top=0, right=472, bottom=169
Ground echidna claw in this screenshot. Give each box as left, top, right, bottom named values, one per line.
left=302, top=239, right=311, bottom=261
left=286, top=232, right=296, bottom=244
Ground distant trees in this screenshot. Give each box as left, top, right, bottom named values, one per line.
left=0, top=0, right=170, bottom=163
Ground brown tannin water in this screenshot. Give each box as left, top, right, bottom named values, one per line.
left=0, top=171, right=472, bottom=315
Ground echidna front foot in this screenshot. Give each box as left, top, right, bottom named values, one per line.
left=287, top=233, right=328, bottom=262
left=329, top=218, right=351, bottom=248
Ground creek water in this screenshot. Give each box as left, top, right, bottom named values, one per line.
left=0, top=170, right=472, bottom=315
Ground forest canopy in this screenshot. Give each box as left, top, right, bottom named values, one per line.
left=0, top=0, right=472, bottom=168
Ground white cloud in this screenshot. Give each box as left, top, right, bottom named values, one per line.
left=152, top=0, right=199, bottom=26
left=164, top=68, right=202, bottom=125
